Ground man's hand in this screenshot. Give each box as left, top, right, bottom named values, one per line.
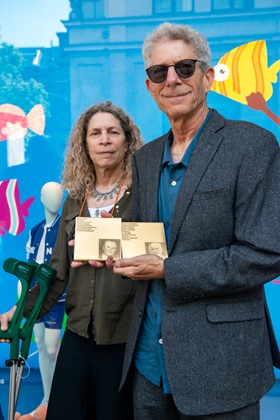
left=0, top=305, right=17, bottom=342
left=106, top=254, right=165, bottom=280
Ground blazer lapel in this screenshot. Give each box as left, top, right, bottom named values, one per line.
left=141, top=135, right=167, bottom=222
left=168, top=111, right=225, bottom=253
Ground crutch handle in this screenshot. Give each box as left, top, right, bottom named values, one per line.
left=0, top=259, right=37, bottom=360
left=19, top=263, right=57, bottom=360
left=0, top=260, right=57, bottom=420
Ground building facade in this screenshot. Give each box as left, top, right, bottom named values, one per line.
left=61, top=0, right=280, bottom=142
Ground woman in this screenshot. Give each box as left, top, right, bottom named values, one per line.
left=0, top=101, right=144, bottom=420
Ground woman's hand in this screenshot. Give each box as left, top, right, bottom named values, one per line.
left=69, top=239, right=105, bottom=268
left=0, top=305, right=17, bottom=342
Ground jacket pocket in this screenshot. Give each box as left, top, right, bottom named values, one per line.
left=121, top=211, right=132, bottom=222
left=206, top=301, right=264, bottom=323
left=193, top=185, right=232, bottom=200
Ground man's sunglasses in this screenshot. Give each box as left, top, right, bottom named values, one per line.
left=145, top=59, right=206, bottom=84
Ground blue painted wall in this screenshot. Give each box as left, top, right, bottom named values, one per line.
left=0, top=1, right=279, bottom=376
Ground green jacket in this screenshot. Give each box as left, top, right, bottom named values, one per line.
left=24, top=189, right=136, bottom=345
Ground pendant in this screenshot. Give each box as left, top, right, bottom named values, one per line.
left=96, top=195, right=102, bottom=202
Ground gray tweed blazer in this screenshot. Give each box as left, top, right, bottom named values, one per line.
left=121, top=109, right=280, bottom=416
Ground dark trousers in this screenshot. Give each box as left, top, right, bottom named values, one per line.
left=133, top=369, right=260, bottom=420
left=46, top=328, right=133, bottom=420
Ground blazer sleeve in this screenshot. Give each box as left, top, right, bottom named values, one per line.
left=264, top=294, right=280, bottom=368
left=164, top=131, right=280, bottom=301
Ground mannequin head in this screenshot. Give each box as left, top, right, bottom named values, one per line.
left=41, top=182, right=63, bottom=215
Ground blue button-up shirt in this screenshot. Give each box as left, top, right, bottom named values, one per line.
left=134, top=110, right=212, bottom=393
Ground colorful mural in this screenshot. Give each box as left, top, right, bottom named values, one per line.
left=0, top=179, right=34, bottom=236
left=0, top=104, right=45, bottom=166
left=212, top=40, right=279, bottom=104
left=212, top=40, right=280, bottom=126
left=0, top=3, right=279, bottom=376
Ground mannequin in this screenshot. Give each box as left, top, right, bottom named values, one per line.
left=24, top=182, right=64, bottom=415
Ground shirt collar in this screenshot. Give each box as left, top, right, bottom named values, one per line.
left=161, top=108, right=213, bottom=168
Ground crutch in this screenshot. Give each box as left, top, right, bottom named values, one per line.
left=0, top=258, right=57, bottom=420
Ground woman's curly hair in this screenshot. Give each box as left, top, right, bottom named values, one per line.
left=61, top=101, right=144, bottom=199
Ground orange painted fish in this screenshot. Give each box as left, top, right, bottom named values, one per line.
left=211, top=40, right=280, bottom=105
left=0, top=104, right=45, bottom=141
left=0, top=179, right=34, bottom=236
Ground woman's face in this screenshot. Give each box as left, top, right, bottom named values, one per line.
left=86, top=112, right=127, bottom=172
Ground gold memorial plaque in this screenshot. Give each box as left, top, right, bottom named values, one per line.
left=74, top=217, right=122, bottom=261
left=74, top=217, right=168, bottom=261
left=121, top=222, right=168, bottom=259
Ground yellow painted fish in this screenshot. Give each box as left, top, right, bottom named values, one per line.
left=211, top=40, right=280, bottom=105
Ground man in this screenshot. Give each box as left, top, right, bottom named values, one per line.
left=147, top=242, right=166, bottom=258
left=110, top=22, right=280, bottom=419
left=100, top=239, right=119, bottom=260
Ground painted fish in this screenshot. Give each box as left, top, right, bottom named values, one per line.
left=0, top=179, right=34, bottom=236
left=211, top=40, right=280, bottom=105
left=0, top=104, right=45, bottom=141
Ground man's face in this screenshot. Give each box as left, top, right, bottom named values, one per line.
left=145, top=39, right=214, bottom=121
left=148, top=243, right=163, bottom=256
left=103, top=241, right=118, bottom=256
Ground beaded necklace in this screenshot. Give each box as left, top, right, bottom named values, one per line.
left=92, top=179, right=122, bottom=202
left=79, top=179, right=124, bottom=217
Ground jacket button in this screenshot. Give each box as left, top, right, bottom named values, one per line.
left=138, top=310, right=142, bottom=317
left=159, top=338, right=163, bottom=344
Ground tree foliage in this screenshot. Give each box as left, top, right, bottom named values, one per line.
left=0, top=43, right=50, bottom=115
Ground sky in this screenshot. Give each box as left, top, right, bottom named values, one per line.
left=0, top=0, right=71, bottom=48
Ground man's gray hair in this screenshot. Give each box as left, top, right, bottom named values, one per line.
left=142, top=22, right=211, bottom=73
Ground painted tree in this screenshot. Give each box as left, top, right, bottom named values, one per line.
left=0, top=43, right=49, bottom=114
